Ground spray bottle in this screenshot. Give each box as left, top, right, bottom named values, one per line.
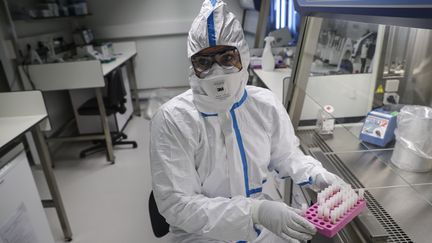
left=262, top=36, right=275, bottom=71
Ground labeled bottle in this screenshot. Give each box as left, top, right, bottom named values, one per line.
left=262, top=36, right=275, bottom=71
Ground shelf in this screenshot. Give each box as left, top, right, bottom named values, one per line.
left=14, top=13, right=92, bottom=22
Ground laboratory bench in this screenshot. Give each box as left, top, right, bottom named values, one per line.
left=296, top=126, right=432, bottom=243
left=251, top=67, right=292, bottom=102
left=0, top=91, right=71, bottom=241
left=19, top=41, right=140, bottom=163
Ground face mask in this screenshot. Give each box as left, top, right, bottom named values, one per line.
left=189, top=65, right=248, bottom=114
left=199, top=65, right=243, bottom=101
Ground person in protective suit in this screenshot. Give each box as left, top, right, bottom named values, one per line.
left=150, top=1, right=347, bottom=242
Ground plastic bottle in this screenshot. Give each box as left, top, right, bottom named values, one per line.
left=262, top=36, right=275, bottom=71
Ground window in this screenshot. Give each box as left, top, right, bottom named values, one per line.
left=270, top=0, right=300, bottom=42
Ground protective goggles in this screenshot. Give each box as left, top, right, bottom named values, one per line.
left=191, top=45, right=242, bottom=78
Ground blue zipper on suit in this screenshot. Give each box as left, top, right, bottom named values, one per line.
left=200, top=90, right=262, bottom=241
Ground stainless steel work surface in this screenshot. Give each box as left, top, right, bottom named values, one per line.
left=299, top=126, right=370, bottom=153
left=368, top=186, right=432, bottom=243
left=412, top=184, right=432, bottom=206
left=298, top=129, right=432, bottom=242
left=298, top=125, right=397, bottom=153
left=335, top=152, right=407, bottom=188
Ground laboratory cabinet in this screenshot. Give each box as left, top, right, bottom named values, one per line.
left=0, top=146, right=55, bottom=243
left=286, top=1, right=432, bottom=242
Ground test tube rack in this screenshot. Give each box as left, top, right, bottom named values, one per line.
left=303, top=185, right=366, bottom=238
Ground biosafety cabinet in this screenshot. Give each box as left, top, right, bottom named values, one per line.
left=285, top=1, right=432, bottom=243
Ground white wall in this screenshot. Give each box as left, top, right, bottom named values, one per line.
left=82, top=0, right=244, bottom=91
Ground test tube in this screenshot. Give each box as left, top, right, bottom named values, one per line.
left=337, top=193, right=343, bottom=204
left=359, top=189, right=365, bottom=200
left=342, top=203, right=348, bottom=214
left=320, top=193, right=326, bottom=205
left=341, top=192, right=346, bottom=202
left=318, top=206, right=323, bottom=218
left=354, top=195, right=358, bottom=204
left=336, top=207, right=341, bottom=219
left=321, top=189, right=327, bottom=201
left=325, top=188, right=330, bottom=199
left=329, top=197, right=334, bottom=209
left=333, top=207, right=338, bottom=220
left=324, top=207, right=330, bottom=220
left=331, top=211, right=336, bottom=224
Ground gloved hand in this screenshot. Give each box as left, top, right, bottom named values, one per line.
left=312, top=169, right=347, bottom=191
left=251, top=200, right=316, bottom=242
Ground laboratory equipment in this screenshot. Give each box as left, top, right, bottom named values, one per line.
left=73, top=28, right=94, bottom=45
left=68, top=0, right=89, bottom=16
left=359, top=108, right=398, bottom=147
left=76, top=45, right=112, bottom=63
left=391, top=105, right=432, bottom=172
left=268, top=28, right=293, bottom=47
left=316, top=105, right=335, bottom=135
left=287, top=1, right=432, bottom=242
left=262, top=36, right=275, bottom=71
left=303, top=185, right=366, bottom=238
left=95, top=42, right=115, bottom=62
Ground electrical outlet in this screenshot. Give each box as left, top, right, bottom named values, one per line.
left=383, top=92, right=400, bottom=105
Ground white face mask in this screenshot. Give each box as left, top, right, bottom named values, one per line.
left=199, top=65, right=243, bottom=101
left=190, top=65, right=248, bottom=114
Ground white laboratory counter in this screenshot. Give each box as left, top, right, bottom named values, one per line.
left=102, top=51, right=136, bottom=76
left=252, top=68, right=292, bottom=101
left=0, top=91, right=72, bottom=240
left=19, top=41, right=140, bottom=163
left=0, top=115, right=46, bottom=149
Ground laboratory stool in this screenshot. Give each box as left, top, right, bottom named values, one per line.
left=149, top=191, right=170, bottom=238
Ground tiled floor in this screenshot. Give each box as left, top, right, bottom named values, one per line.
left=33, top=116, right=172, bottom=243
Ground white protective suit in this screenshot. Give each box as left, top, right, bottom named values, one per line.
left=150, top=0, right=329, bottom=242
